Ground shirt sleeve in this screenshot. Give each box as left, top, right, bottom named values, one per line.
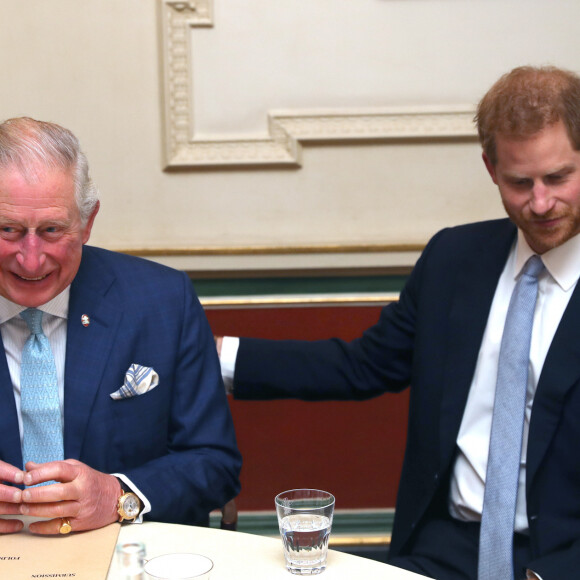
left=220, top=336, right=240, bottom=395
left=112, top=473, right=151, bottom=524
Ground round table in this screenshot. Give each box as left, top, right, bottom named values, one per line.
left=110, top=522, right=428, bottom=579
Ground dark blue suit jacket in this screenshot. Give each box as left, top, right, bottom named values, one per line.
left=0, top=246, right=241, bottom=525
left=234, top=219, right=580, bottom=578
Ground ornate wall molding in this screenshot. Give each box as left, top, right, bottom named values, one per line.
left=120, top=242, right=424, bottom=256
left=159, top=0, right=478, bottom=169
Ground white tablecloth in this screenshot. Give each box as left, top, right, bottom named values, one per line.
left=109, top=522, right=428, bottom=579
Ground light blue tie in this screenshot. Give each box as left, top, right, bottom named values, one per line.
left=478, top=255, right=545, bottom=580
left=20, top=308, right=63, bottom=476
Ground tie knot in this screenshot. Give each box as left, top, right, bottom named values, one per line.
left=522, top=255, right=544, bottom=279
left=20, top=308, right=44, bottom=335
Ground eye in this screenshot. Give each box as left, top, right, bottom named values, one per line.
left=546, top=173, right=567, bottom=185
left=39, top=225, right=65, bottom=240
left=508, top=178, right=532, bottom=189
left=0, top=225, right=22, bottom=240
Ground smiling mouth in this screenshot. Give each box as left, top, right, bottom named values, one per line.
left=532, top=216, right=562, bottom=227
left=15, top=274, right=50, bottom=282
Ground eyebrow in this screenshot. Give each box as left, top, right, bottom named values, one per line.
left=504, top=163, right=576, bottom=180
left=547, top=164, right=576, bottom=175
left=0, top=218, right=71, bottom=229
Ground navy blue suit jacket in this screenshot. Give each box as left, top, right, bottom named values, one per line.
left=234, top=219, right=580, bottom=578
left=0, top=246, right=241, bottom=525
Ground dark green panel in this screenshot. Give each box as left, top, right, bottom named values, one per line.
left=191, top=275, right=408, bottom=298
left=209, top=509, right=395, bottom=538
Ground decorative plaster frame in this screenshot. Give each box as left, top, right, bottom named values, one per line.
left=159, top=0, right=478, bottom=170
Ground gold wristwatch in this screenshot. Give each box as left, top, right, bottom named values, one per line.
left=116, top=478, right=141, bottom=522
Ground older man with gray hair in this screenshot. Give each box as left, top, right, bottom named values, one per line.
left=0, top=117, right=241, bottom=535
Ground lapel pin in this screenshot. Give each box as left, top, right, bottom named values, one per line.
left=81, top=314, right=90, bottom=327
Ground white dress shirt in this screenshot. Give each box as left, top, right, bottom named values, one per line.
left=450, top=230, right=580, bottom=533
left=0, top=289, right=70, bottom=440
left=0, top=289, right=150, bottom=522
left=220, top=337, right=238, bottom=395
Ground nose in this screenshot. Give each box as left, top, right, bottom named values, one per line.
left=529, top=182, right=556, bottom=216
left=16, top=233, right=46, bottom=273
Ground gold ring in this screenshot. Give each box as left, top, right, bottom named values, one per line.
left=59, top=518, right=72, bottom=534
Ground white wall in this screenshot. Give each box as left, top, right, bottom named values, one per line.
left=2, top=0, right=579, bottom=271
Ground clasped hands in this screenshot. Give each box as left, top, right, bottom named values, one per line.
left=0, top=459, right=120, bottom=535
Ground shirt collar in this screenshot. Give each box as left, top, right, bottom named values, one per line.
left=515, top=230, right=580, bottom=292
left=0, top=287, right=71, bottom=325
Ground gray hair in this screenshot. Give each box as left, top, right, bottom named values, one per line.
left=0, top=117, right=99, bottom=223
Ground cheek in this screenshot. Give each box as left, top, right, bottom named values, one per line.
left=46, top=241, right=83, bottom=270
left=561, top=186, right=580, bottom=207
left=0, top=244, right=24, bottom=269
left=499, top=191, right=524, bottom=213
left=0, top=246, right=14, bottom=263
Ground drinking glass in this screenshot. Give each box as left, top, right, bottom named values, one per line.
left=116, top=541, right=146, bottom=580
left=275, top=489, right=335, bottom=575
left=143, top=553, right=213, bottom=579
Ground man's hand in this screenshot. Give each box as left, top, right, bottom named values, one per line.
left=214, top=336, right=223, bottom=357
left=19, top=460, right=121, bottom=534
left=0, top=460, right=25, bottom=534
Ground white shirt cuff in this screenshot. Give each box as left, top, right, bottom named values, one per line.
left=220, top=336, right=240, bottom=395
left=113, top=473, right=151, bottom=524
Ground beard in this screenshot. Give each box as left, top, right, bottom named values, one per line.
left=504, top=204, right=580, bottom=254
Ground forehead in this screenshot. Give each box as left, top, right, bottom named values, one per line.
left=494, top=121, right=579, bottom=172
left=0, top=164, right=78, bottom=220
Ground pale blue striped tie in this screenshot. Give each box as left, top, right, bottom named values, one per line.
left=478, top=255, right=544, bottom=580
left=20, top=308, right=63, bottom=477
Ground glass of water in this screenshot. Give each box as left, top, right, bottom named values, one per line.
left=116, top=541, right=146, bottom=579
left=275, top=489, right=335, bottom=575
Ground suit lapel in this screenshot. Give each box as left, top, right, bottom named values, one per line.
left=439, top=221, right=516, bottom=467
left=527, top=281, right=580, bottom=486
left=63, top=248, right=123, bottom=459
left=0, top=335, right=23, bottom=468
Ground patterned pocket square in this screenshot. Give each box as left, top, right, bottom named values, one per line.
left=110, top=364, right=159, bottom=400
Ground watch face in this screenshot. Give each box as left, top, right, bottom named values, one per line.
left=123, top=494, right=140, bottom=518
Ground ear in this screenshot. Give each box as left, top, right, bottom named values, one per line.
left=81, top=201, right=100, bottom=245
left=482, top=152, right=498, bottom=185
